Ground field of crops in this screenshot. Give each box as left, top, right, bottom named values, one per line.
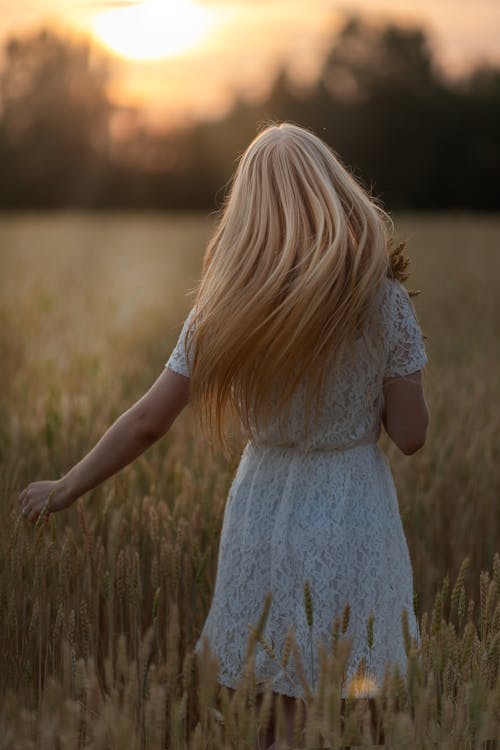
left=0, top=211, right=499, bottom=748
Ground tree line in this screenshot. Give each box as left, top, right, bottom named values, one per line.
left=0, top=16, right=499, bottom=211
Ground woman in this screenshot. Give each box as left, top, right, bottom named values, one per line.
left=19, top=121, right=429, bottom=749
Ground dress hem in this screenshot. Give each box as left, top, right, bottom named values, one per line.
left=214, top=670, right=379, bottom=701
left=216, top=671, right=309, bottom=699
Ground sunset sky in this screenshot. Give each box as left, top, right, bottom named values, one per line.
left=0, top=0, right=499, bottom=131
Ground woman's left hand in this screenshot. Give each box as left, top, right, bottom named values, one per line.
left=18, top=479, right=74, bottom=526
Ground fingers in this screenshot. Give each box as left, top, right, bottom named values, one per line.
left=21, top=503, right=34, bottom=524
left=19, top=494, right=29, bottom=521
left=18, top=485, right=30, bottom=520
left=18, top=487, right=39, bottom=525
left=22, top=506, right=46, bottom=526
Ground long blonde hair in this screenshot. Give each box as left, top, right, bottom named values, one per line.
left=186, top=121, right=403, bottom=447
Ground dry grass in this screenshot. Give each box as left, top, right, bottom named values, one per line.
left=0, top=210, right=499, bottom=748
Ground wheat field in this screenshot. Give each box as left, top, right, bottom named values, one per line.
left=0, top=211, right=499, bottom=748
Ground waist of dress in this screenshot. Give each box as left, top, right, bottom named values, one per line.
left=250, top=429, right=379, bottom=455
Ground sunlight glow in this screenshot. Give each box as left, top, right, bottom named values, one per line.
left=91, top=0, right=214, bottom=60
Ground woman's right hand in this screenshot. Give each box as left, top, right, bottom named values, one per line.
left=18, top=478, right=75, bottom=526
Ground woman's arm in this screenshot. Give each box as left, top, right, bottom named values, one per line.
left=382, top=370, right=429, bottom=455
left=18, top=368, right=190, bottom=524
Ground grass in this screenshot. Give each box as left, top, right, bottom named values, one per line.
left=0, top=210, right=499, bottom=748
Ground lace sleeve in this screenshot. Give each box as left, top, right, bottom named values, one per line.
left=384, top=280, right=428, bottom=379
left=164, top=307, right=196, bottom=378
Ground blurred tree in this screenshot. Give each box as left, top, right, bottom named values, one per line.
left=0, top=28, right=112, bottom=207
left=0, top=16, right=499, bottom=210
left=321, top=15, right=440, bottom=101
left=446, top=64, right=500, bottom=209
left=313, top=15, right=449, bottom=208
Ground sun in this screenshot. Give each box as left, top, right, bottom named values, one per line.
left=91, top=0, right=214, bottom=60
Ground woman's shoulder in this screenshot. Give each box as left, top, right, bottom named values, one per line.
left=370, top=276, right=420, bottom=343
left=375, top=276, right=414, bottom=315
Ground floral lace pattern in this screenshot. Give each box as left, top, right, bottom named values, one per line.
left=165, top=278, right=428, bottom=698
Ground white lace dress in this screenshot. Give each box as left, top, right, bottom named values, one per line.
left=165, top=278, right=428, bottom=699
